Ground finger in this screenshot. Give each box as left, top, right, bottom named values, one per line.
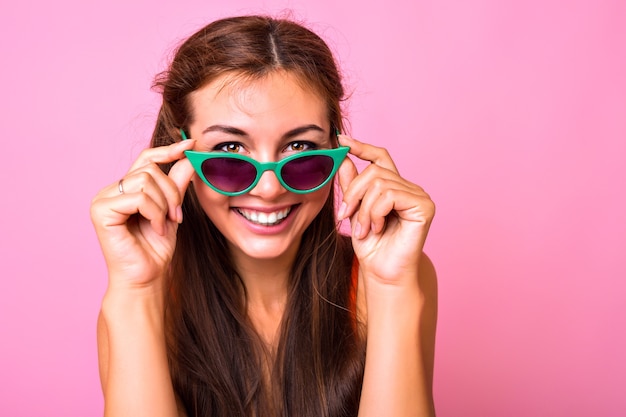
left=129, top=139, right=196, bottom=172
left=95, top=192, right=169, bottom=236
left=127, top=160, right=192, bottom=224
left=341, top=164, right=407, bottom=223
left=365, top=188, right=412, bottom=235
left=120, top=163, right=183, bottom=223
left=365, top=187, right=435, bottom=235
left=339, top=135, right=398, bottom=173
left=352, top=178, right=407, bottom=239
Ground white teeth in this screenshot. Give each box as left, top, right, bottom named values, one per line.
left=237, top=207, right=291, bottom=226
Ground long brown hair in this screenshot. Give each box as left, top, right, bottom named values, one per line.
left=150, top=16, right=364, bottom=416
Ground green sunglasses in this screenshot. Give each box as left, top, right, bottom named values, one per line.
left=181, top=129, right=349, bottom=196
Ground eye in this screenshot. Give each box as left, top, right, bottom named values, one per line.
left=285, top=141, right=316, bottom=152
left=215, top=142, right=245, bottom=153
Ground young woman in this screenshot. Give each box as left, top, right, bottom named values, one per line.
left=90, top=15, right=437, bottom=417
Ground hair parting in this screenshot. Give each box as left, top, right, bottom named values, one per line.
left=154, top=15, right=365, bottom=416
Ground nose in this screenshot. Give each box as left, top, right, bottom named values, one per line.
left=248, top=168, right=288, bottom=200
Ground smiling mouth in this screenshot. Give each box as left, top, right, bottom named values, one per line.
left=236, top=206, right=293, bottom=226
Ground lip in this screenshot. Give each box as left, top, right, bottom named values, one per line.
left=232, top=204, right=300, bottom=234
left=232, top=204, right=295, bottom=213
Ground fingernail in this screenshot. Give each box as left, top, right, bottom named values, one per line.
left=354, top=221, right=362, bottom=238
left=177, top=139, right=195, bottom=147
left=176, top=205, right=183, bottom=223
left=337, top=202, right=347, bottom=220
left=339, top=135, right=358, bottom=142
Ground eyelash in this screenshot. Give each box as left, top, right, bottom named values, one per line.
left=212, top=141, right=319, bottom=153
left=285, top=141, right=317, bottom=152
left=213, top=142, right=244, bottom=153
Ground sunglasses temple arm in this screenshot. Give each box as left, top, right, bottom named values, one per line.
left=180, top=129, right=188, bottom=140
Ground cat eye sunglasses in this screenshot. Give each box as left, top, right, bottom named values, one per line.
left=181, top=129, right=349, bottom=196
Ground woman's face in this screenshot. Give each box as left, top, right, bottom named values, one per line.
left=187, top=71, right=333, bottom=264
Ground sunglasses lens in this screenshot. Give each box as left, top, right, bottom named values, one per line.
left=281, top=155, right=334, bottom=191
left=201, top=158, right=256, bottom=193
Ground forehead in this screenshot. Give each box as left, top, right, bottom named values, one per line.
left=188, top=71, right=328, bottom=130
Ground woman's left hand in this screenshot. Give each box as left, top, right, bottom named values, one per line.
left=337, top=135, right=435, bottom=287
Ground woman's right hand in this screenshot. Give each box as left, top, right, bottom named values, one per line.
left=90, top=140, right=196, bottom=291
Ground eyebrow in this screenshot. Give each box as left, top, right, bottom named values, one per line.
left=202, top=124, right=326, bottom=140
left=282, top=124, right=325, bottom=139
left=202, top=125, right=248, bottom=136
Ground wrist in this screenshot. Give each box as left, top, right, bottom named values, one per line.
left=105, top=270, right=167, bottom=298
left=363, top=276, right=424, bottom=326
left=362, top=270, right=422, bottom=300
left=101, top=286, right=167, bottom=329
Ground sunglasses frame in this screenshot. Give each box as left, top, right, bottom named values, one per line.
left=180, top=129, right=349, bottom=196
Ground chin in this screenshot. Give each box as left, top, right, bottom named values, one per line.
left=228, top=236, right=300, bottom=262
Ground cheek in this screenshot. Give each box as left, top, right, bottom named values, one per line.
left=192, top=180, right=230, bottom=217
left=303, top=186, right=332, bottom=216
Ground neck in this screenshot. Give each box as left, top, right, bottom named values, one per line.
left=232, top=250, right=295, bottom=304
left=229, top=243, right=298, bottom=346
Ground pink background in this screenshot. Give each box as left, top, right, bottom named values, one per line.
left=1, top=0, right=625, bottom=416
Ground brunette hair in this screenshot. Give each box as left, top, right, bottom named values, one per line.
left=151, top=15, right=364, bottom=417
